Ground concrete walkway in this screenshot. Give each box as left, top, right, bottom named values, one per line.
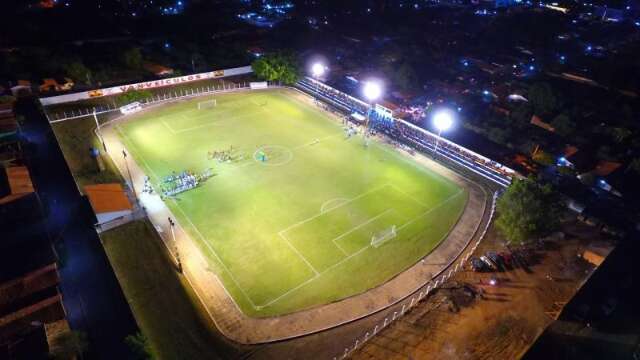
left=99, top=98, right=491, bottom=345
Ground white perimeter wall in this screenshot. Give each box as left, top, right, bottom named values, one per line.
left=96, top=209, right=133, bottom=225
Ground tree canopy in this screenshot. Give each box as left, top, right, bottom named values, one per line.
left=64, top=61, right=92, bottom=85
left=251, top=53, right=300, bottom=85
left=122, top=48, right=144, bottom=70
left=116, top=89, right=152, bottom=106
left=496, top=176, right=563, bottom=245
left=528, top=82, right=559, bottom=116
left=550, top=113, right=575, bottom=137
left=125, top=332, right=153, bottom=360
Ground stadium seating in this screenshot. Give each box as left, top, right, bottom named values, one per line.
left=296, top=78, right=515, bottom=187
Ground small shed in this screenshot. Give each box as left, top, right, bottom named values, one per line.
left=84, top=183, right=133, bottom=225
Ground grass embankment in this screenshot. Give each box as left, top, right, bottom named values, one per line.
left=51, top=116, right=121, bottom=189
left=101, top=220, right=243, bottom=360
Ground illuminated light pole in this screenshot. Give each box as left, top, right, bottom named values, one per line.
left=432, top=109, right=454, bottom=157
left=362, top=80, right=383, bottom=142
left=122, top=149, right=139, bottom=204
left=93, top=109, right=107, bottom=152
left=311, top=62, right=327, bottom=102
left=168, top=217, right=182, bottom=273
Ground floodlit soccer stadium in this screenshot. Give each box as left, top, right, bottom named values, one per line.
left=109, top=88, right=467, bottom=316
left=45, top=71, right=512, bottom=343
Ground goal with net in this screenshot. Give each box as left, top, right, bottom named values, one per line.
left=197, top=99, right=217, bottom=110
left=371, top=225, right=397, bottom=248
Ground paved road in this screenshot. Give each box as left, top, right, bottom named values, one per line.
left=16, top=98, right=138, bottom=359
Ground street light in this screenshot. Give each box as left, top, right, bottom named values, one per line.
left=168, top=217, right=182, bottom=273
left=362, top=80, right=383, bottom=142
left=310, top=62, right=327, bottom=102
left=122, top=149, right=139, bottom=204
left=311, top=62, right=326, bottom=78
left=432, top=109, right=454, bottom=157
left=93, top=109, right=107, bottom=153
left=363, top=81, right=382, bottom=103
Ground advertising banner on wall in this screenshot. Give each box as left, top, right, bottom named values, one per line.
left=40, top=65, right=253, bottom=106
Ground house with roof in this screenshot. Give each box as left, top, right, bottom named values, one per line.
left=84, top=183, right=133, bottom=229
left=0, top=166, right=35, bottom=205
left=0, top=179, right=66, bottom=359
left=143, top=62, right=175, bottom=77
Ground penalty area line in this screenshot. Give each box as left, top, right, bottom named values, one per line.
left=330, top=208, right=395, bottom=256
left=278, top=232, right=320, bottom=276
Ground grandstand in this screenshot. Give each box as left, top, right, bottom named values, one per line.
left=298, top=77, right=516, bottom=186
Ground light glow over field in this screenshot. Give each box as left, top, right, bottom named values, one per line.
left=114, top=89, right=467, bottom=317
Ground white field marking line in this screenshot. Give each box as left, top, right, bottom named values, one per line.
left=118, top=124, right=464, bottom=311
left=272, top=91, right=344, bottom=130
left=252, top=145, right=294, bottom=167
left=330, top=208, right=395, bottom=256
left=162, top=120, right=177, bottom=134
left=332, top=238, right=349, bottom=257
left=165, top=109, right=266, bottom=134
left=170, top=200, right=259, bottom=309
left=375, top=141, right=453, bottom=188
left=115, top=125, right=260, bottom=309
left=276, top=188, right=467, bottom=310
left=264, top=185, right=392, bottom=306
left=291, top=132, right=344, bottom=150
left=388, top=184, right=430, bottom=209
left=278, top=184, right=391, bottom=237
left=278, top=232, right=320, bottom=276
left=258, top=242, right=371, bottom=308
left=246, top=92, right=344, bottom=150
left=249, top=97, right=268, bottom=107
left=396, top=188, right=465, bottom=232
left=320, top=198, right=349, bottom=213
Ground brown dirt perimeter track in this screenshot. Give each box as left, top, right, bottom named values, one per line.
left=99, top=88, right=494, bottom=344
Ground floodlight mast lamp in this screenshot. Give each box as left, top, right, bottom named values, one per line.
left=432, top=110, right=453, bottom=157
left=363, top=81, right=382, bottom=136
left=311, top=62, right=326, bottom=102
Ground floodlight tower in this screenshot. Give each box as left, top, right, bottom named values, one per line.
left=93, top=109, right=107, bottom=152
left=362, top=80, right=382, bottom=138
left=310, top=62, right=327, bottom=102
left=122, top=149, right=138, bottom=204
left=432, top=109, right=454, bottom=157
left=168, top=217, right=182, bottom=273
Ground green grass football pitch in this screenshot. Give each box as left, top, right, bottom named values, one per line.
left=115, top=89, right=468, bottom=317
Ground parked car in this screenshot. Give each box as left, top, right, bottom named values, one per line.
left=480, top=255, right=498, bottom=271
left=498, top=251, right=513, bottom=269
left=486, top=251, right=504, bottom=271
left=470, top=257, right=487, bottom=272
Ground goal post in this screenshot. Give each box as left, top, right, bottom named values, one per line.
left=371, top=225, right=397, bottom=248
left=197, top=99, right=217, bottom=110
